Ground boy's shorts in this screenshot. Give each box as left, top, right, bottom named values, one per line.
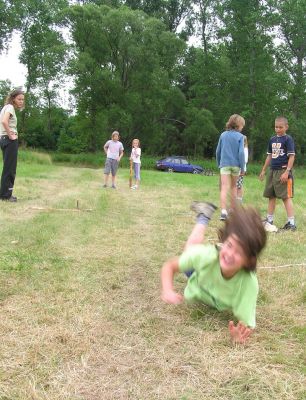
left=104, top=158, right=118, bottom=176
left=263, top=169, right=294, bottom=199
left=133, top=162, right=141, bottom=180
left=220, top=166, right=240, bottom=176
left=236, top=175, right=244, bottom=189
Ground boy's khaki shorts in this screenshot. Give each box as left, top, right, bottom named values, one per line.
left=220, top=166, right=240, bottom=176
left=104, top=158, right=118, bottom=176
left=263, top=169, right=294, bottom=199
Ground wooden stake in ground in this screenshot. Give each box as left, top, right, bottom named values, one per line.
left=129, top=159, right=133, bottom=188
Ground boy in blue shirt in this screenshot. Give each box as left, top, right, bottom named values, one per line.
left=259, top=117, right=296, bottom=231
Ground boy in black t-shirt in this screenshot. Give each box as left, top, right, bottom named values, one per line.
left=259, top=117, right=296, bottom=231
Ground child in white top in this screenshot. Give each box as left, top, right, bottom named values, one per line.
left=236, top=135, right=249, bottom=202
left=130, top=138, right=141, bottom=189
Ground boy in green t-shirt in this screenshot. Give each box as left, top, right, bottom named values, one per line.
left=161, top=202, right=267, bottom=344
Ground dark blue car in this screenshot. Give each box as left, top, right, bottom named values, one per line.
left=155, top=156, right=204, bottom=174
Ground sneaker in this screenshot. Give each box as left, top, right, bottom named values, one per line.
left=263, top=221, right=278, bottom=232
left=1, top=196, right=17, bottom=202
left=111, top=185, right=116, bottom=189
left=103, top=184, right=107, bottom=188
left=280, top=222, right=297, bottom=231
left=262, top=218, right=273, bottom=225
left=190, top=201, right=217, bottom=220
left=220, top=212, right=227, bottom=221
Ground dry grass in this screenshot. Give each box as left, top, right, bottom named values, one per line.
left=0, top=164, right=305, bottom=399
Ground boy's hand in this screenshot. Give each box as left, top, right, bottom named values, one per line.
left=280, top=171, right=289, bottom=183
left=228, top=321, right=252, bottom=344
left=161, top=289, right=183, bottom=305
left=259, top=170, right=265, bottom=181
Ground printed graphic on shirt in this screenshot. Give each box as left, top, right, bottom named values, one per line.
left=271, top=142, right=285, bottom=159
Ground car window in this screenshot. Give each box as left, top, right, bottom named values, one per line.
left=181, top=159, right=189, bottom=165
left=165, top=157, right=172, bottom=162
left=173, top=158, right=180, bottom=164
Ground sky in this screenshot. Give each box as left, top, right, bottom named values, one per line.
left=0, top=33, right=27, bottom=88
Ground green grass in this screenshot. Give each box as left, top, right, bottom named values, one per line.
left=0, top=158, right=305, bottom=399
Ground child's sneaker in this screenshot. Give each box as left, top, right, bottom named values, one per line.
left=220, top=212, right=227, bottom=221
left=190, top=201, right=217, bottom=220
left=103, top=184, right=107, bottom=188
left=111, top=185, right=116, bottom=189
left=263, top=220, right=278, bottom=232
left=280, top=222, right=297, bottom=231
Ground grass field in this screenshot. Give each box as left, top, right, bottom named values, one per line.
left=0, top=160, right=305, bottom=399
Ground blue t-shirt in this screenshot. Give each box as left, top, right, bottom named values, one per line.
left=267, top=134, right=295, bottom=170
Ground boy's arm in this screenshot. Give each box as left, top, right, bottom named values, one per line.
left=103, top=142, right=109, bottom=155
left=228, top=321, right=253, bottom=344
left=117, top=149, right=124, bottom=161
left=161, top=256, right=184, bottom=304
left=280, top=154, right=295, bottom=183
left=259, top=154, right=272, bottom=180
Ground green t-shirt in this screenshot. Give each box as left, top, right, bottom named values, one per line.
left=178, top=244, right=258, bottom=328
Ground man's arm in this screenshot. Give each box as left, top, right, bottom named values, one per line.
left=161, top=256, right=184, bottom=304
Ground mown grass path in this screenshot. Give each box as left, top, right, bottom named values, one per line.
left=0, top=164, right=305, bottom=399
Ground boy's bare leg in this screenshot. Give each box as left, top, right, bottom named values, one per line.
left=283, top=197, right=294, bottom=218
left=104, top=174, right=109, bottom=186
left=184, top=224, right=207, bottom=250
left=185, top=202, right=217, bottom=250
left=267, top=197, right=276, bottom=215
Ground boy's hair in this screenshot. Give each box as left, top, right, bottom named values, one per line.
left=5, top=89, right=24, bottom=106
left=111, top=130, right=119, bottom=139
left=225, top=114, right=245, bottom=131
left=275, top=116, right=288, bottom=125
left=132, top=138, right=140, bottom=146
left=218, top=206, right=267, bottom=271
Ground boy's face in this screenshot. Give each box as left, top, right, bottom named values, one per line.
left=219, top=234, right=248, bottom=278
left=275, top=120, right=288, bottom=136
left=112, top=134, right=119, bottom=141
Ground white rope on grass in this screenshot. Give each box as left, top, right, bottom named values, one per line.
left=260, top=263, right=306, bottom=270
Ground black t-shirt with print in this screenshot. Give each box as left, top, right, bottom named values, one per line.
left=267, top=134, right=295, bottom=170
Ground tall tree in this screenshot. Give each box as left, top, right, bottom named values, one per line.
left=17, top=0, right=68, bottom=142
left=64, top=4, right=185, bottom=152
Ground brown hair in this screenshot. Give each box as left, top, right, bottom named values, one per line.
left=218, top=206, right=267, bottom=271
left=275, top=116, right=288, bottom=125
left=111, top=130, right=120, bottom=139
left=5, top=89, right=24, bottom=106
left=225, top=114, right=245, bottom=131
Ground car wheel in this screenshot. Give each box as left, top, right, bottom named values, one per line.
left=192, top=169, right=200, bottom=174
left=167, top=167, right=174, bottom=172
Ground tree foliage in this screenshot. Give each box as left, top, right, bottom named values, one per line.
left=0, top=0, right=305, bottom=161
